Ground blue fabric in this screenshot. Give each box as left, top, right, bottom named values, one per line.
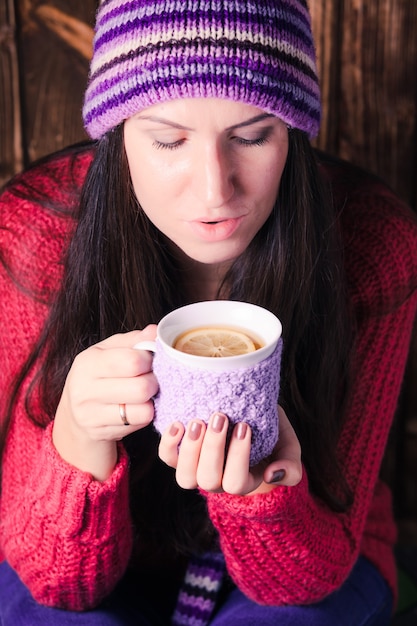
left=0, top=562, right=168, bottom=626
left=211, top=556, right=393, bottom=626
left=0, top=556, right=392, bottom=625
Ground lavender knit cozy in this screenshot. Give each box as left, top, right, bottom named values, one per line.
left=83, top=0, right=321, bottom=139
left=152, top=340, right=282, bottom=466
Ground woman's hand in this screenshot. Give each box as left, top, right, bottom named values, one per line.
left=158, top=405, right=302, bottom=495
left=52, top=325, right=158, bottom=481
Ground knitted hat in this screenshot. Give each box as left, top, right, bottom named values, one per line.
left=83, top=0, right=321, bottom=139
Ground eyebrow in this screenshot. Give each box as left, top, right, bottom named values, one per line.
left=136, top=112, right=275, bottom=131
left=226, top=113, right=275, bottom=130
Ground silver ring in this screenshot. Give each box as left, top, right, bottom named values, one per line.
left=119, top=403, right=130, bottom=426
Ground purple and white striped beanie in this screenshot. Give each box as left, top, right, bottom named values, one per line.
left=83, top=0, right=321, bottom=139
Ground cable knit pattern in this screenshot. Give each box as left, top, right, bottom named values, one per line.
left=0, top=147, right=133, bottom=609
left=153, top=340, right=282, bottom=465
left=1, top=146, right=417, bottom=612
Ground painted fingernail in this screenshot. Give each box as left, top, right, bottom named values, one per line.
left=189, top=421, right=202, bottom=441
left=169, top=423, right=179, bottom=437
left=211, top=413, right=226, bottom=433
left=235, top=423, right=248, bottom=440
left=267, top=469, right=286, bottom=484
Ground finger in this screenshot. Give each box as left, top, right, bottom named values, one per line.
left=64, top=369, right=159, bottom=430
left=263, top=406, right=302, bottom=487
left=96, top=325, right=157, bottom=349
left=158, top=421, right=185, bottom=468
left=74, top=399, right=156, bottom=441
left=112, top=399, right=155, bottom=430
left=222, top=423, right=258, bottom=495
left=92, top=371, right=159, bottom=405
left=196, top=412, right=229, bottom=491
left=175, top=420, right=206, bottom=490
left=79, top=345, right=154, bottom=380
left=275, top=405, right=302, bottom=461
left=263, top=459, right=303, bottom=487
left=88, top=326, right=157, bottom=378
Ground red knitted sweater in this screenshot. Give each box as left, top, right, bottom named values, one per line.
left=0, top=145, right=416, bottom=611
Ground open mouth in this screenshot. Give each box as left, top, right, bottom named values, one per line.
left=189, top=217, right=243, bottom=242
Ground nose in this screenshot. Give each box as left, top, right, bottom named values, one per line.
left=194, top=141, right=235, bottom=209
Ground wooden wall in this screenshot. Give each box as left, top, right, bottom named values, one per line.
left=1, top=1, right=416, bottom=539
left=0, top=0, right=96, bottom=184
left=311, top=1, right=417, bottom=211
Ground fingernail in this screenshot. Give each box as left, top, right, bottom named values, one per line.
left=211, top=413, right=226, bottom=433
left=169, top=423, right=179, bottom=437
left=267, top=469, right=286, bottom=484
left=188, top=421, right=202, bottom=441
left=235, top=423, right=248, bottom=440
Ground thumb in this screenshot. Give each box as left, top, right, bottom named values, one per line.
left=263, top=406, right=303, bottom=487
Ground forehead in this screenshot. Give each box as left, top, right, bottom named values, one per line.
left=131, top=97, right=277, bottom=128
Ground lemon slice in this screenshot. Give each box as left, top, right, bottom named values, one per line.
left=174, top=327, right=256, bottom=357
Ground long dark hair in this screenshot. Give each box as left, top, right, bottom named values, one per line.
left=1, top=126, right=353, bottom=560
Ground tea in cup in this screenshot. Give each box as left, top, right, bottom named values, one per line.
left=173, top=325, right=264, bottom=357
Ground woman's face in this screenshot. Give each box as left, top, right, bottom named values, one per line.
left=124, top=98, right=288, bottom=269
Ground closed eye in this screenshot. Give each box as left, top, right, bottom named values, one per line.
left=152, top=139, right=185, bottom=151
left=232, top=127, right=272, bottom=147
left=233, top=135, right=270, bottom=147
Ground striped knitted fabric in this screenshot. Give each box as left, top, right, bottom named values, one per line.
left=83, top=0, right=320, bottom=139
left=171, top=552, right=226, bottom=626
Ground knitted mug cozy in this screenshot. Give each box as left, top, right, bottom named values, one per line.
left=152, top=339, right=282, bottom=466
left=83, top=0, right=321, bottom=139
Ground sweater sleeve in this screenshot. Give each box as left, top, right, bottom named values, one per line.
left=1, top=423, right=132, bottom=610
left=0, top=153, right=134, bottom=610
left=204, top=186, right=417, bottom=606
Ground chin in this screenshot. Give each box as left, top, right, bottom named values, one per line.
left=187, top=248, right=243, bottom=267
left=169, top=235, right=250, bottom=268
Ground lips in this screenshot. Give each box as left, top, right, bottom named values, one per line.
left=189, top=216, right=243, bottom=242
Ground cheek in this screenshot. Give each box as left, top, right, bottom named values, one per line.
left=132, top=174, right=180, bottom=220
left=267, top=154, right=287, bottom=201
left=129, top=154, right=188, bottom=211
left=125, top=154, right=164, bottom=212
left=124, top=129, right=171, bottom=208
left=253, top=165, right=284, bottom=211
left=249, top=143, right=288, bottom=201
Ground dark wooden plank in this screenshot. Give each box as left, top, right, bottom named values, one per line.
left=0, top=0, right=23, bottom=186
left=310, top=1, right=343, bottom=155
left=15, top=0, right=97, bottom=165
left=329, top=0, right=416, bottom=208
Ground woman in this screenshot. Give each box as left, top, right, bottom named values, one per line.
left=0, top=1, right=416, bottom=624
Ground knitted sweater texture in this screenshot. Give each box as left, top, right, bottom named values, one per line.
left=0, top=146, right=416, bottom=611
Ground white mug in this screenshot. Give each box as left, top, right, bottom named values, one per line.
left=135, top=300, right=283, bottom=465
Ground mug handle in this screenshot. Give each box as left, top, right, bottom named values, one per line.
left=133, top=341, right=157, bottom=353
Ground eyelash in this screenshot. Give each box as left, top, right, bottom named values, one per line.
left=233, top=135, right=270, bottom=147
left=152, top=132, right=271, bottom=151
left=152, top=139, right=184, bottom=151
